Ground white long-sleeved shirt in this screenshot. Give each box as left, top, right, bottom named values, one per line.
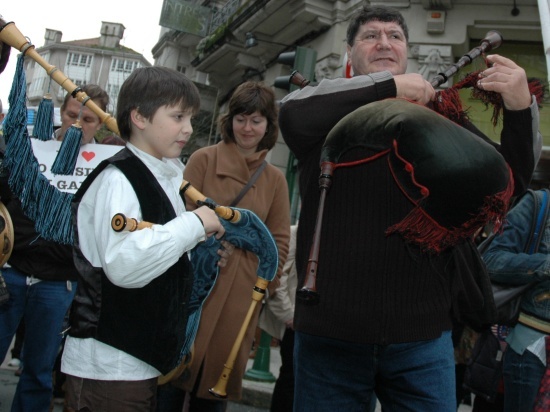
left=62, top=143, right=206, bottom=380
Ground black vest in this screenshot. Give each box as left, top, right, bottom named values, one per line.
left=69, top=148, right=193, bottom=374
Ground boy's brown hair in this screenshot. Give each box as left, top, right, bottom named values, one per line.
left=116, top=67, right=200, bottom=141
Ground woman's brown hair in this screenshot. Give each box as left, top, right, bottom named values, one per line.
left=219, top=81, right=279, bottom=152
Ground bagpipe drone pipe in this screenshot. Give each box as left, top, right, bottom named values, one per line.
left=0, top=17, right=279, bottom=388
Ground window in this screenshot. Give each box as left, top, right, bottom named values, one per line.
left=111, top=58, right=140, bottom=74
left=66, top=53, right=92, bottom=68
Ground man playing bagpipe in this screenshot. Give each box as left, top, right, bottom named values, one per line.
left=278, top=4, right=544, bottom=411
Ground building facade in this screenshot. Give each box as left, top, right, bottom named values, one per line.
left=151, top=0, right=549, bottom=216
left=24, top=21, right=151, bottom=115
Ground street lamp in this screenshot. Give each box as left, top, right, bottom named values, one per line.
left=244, top=32, right=293, bottom=49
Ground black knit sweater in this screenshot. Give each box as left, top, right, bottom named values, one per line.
left=278, top=71, right=538, bottom=344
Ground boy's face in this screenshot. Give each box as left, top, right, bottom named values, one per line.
left=131, top=105, right=193, bottom=160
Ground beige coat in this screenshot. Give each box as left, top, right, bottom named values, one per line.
left=177, top=141, right=290, bottom=400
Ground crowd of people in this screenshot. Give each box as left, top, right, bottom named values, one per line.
left=0, top=3, right=547, bottom=412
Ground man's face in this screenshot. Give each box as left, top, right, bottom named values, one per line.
left=347, top=20, right=408, bottom=76
left=59, top=97, right=102, bottom=145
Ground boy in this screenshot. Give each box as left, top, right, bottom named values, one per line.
left=61, top=67, right=225, bottom=411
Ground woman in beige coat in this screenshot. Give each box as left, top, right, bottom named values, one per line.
left=172, top=81, right=290, bottom=411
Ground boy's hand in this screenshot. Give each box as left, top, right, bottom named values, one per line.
left=193, top=206, right=225, bottom=239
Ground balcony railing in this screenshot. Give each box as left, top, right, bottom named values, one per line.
left=193, top=0, right=270, bottom=65
left=210, top=0, right=241, bottom=33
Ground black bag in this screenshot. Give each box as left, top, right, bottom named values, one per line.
left=463, top=328, right=504, bottom=403
left=478, top=188, right=549, bottom=326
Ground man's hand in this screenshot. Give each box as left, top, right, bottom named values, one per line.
left=394, top=73, right=436, bottom=105
left=477, top=54, right=532, bottom=111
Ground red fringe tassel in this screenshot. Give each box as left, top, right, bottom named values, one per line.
left=433, top=69, right=546, bottom=128
left=386, top=165, right=514, bottom=254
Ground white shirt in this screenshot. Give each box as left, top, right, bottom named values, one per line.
left=62, top=143, right=205, bottom=380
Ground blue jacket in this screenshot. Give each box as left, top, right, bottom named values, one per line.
left=482, top=189, right=550, bottom=337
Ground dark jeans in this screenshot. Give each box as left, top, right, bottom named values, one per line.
left=294, top=330, right=455, bottom=412
left=271, top=328, right=295, bottom=412
left=10, top=321, right=24, bottom=360
left=187, top=393, right=226, bottom=412
left=156, top=383, right=185, bottom=412
left=503, top=347, right=545, bottom=412
left=0, top=267, right=76, bottom=412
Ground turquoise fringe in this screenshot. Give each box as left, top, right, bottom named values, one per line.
left=51, top=125, right=82, bottom=175
left=32, top=96, right=54, bottom=141
left=3, top=54, right=73, bottom=245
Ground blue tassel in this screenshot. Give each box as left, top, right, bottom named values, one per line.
left=51, top=124, right=83, bottom=175
left=3, top=54, right=74, bottom=245
left=32, top=93, right=54, bottom=141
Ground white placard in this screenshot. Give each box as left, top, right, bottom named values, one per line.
left=30, top=139, right=124, bottom=194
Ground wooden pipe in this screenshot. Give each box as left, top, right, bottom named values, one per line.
left=0, top=18, right=120, bottom=135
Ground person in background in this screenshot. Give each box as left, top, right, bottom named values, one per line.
left=61, top=67, right=227, bottom=411
left=0, top=84, right=120, bottom=412
left=278, top=4, right=541, bottom=411
left=482, top=190, right=550, bottom=412
left=55, top=84, right=125, bottom=145
left=258, top=223, right=297, bottom=412
left=259, top=224, right=297, bottom=411
left=163, top=81, right=290, bottom=412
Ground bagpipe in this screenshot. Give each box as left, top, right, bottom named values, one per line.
left=112, top=181, right=278, bottom=393
left=0, top=202, right=14, bottom=305
left=0, top=17, right=279, bottom=393
left=293, top=31, right=545, bottom=305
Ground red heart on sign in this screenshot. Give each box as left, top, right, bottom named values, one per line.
left=82, top=151, right=95, bottom=162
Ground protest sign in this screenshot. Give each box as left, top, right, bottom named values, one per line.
left=31, top=139, right=124, bottom=194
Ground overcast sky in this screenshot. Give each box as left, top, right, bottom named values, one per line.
left=1, top=0, right=165, bottom=109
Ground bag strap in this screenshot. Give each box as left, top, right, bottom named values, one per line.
left=526, top=188, right=550, bottom=254
left=229, top=160, right=267, bottom=207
